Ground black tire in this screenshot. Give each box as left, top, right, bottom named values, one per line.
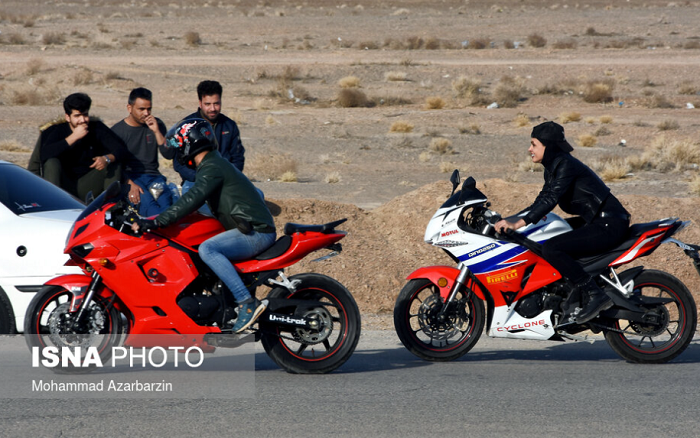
left=260, top=274, right=361, bottom=374
left=0, top=287, right=17, bottom=334
left=394, top=278, right=485, bottom=361
left=24, top=285, right=122, bottom=373
left=604, top=270, right=697, bottom=364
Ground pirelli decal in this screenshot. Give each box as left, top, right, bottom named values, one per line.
left=486, top=269, right=518, bottom=284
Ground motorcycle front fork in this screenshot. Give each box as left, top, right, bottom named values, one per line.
left=438, top=265, right=471, bottom=319
left=71, top=270, right=102, bottom=330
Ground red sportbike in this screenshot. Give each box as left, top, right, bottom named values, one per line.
left=394, top=172, right=698, bottom=364
left=25, top=182, right=360, bottom=374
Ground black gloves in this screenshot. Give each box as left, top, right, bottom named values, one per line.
left=136, top=218, right=159, bottom=233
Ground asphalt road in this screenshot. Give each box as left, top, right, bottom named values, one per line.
left=2, top=330, right=699, bottom=438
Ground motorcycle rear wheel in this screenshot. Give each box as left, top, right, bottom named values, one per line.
left=260, top=274, right=361, bottom=374
left=394, top=278, right=485, bottom=361
left=24, top=286, right=123, bottom=373
left=604, top=270, right=696, bottom=364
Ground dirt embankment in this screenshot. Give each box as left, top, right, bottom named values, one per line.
left=270, top=179, right=700, bottom=315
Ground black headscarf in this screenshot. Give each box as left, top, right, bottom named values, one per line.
left=531, top=121, right=573, bottom=167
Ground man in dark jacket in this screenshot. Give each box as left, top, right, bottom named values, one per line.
left=112, top=87, right=174, bottom=216
left=134, top=119, right=275, bottom=333
left=174, top=80, right=245, bottom=190
left=495, top=121, right=630, bottom=324
left=37, top=93, right=126, bottom=201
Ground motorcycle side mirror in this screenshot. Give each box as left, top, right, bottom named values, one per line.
left=449, top=169, right=460, bottom=196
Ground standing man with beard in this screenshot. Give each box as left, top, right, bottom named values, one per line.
left=174, top=81, right=246, bottom=199
left=112, top=87, right=175, bottom=216
left=38, top=92, right=126, bottom=201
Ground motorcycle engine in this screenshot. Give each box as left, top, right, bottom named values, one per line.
left=177, top=294, right=220, bottom=321
left=514, top=292, right=544, bottom=319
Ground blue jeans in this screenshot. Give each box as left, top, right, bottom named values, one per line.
left=198, top=229, right=277, bottom=303
left=130, top=174, right=173, bottom=217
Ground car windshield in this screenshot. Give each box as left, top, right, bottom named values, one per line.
left=0, top=164, right=84, bottom=215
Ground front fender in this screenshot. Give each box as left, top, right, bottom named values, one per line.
left=406, top=266, right=486, bottom=301
left=44, top=274, right=92, bottom=312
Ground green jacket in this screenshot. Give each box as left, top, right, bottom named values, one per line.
left=155, top=151, right=274, bottom=233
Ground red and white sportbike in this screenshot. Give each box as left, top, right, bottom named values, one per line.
left=394, top=171, right=698, bottom=364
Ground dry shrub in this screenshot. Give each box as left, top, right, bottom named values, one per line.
left=452, top=76, right=484, bottom=105
left=419, top=151, right=431, bottom=162
left=600, top=115, right=613, bottom=124
left=632, top=135, right=700, bottom=172
left=389, top=121, right=414, bottom=133
left=503, top=39, right=515, bottom=49
left=42, top=32, right=66, bottom=45
left=552, top=38, right=577, bottom=49
left=518, top=158, right=542, bottom=172
left=458, top=123, right=481, bottom=135
left=439, top=162, right=454, bottom=173
left=265, top=115, right=277, bottom=126
left=337, top=89, right=368, bottom=108
left=246, top=153, right=298, bottom=181
left=73, top=69, right=93, bottom=86
left=184, top=31, right=201, bottom=46
left=683, top=40, right=700, bottom=50
left=677, top=81, right=698, bottom=95
left=384, top=71, right=408, bottom=82
left=585, top=117, right=596, bottom=125
left=596, top=157, right=631, bottom=181
left=424, top=37, right=441, bottom=50
left=595, top=126, right=612, bottom=137
left=429, top=137, right=453, bottom=155
left=527, top=33, right=547, bottom=48
left=493, top=76, right=525, bottom=108
left=12, top=89, right=44, bottom=106
left=7, top=33, right=26, bottom=44
left=392, top=137, right=414, bottom=149
left=513, top=114, right=530, bottom=127
left=424, top=96, right=446, bottom=110
left=688, top=174, right=700, bottom=196
left=120, top=40, right=136, bottom=50
left=338, top=76, right=361, bottom=89
left=559, top=112, right=582, bottom=123
left=578, top=134, right=598, bottom=148
left=279, top=171, right=298, bottom=182
left=357, top=41, right=378, bottom=50
left=406, top=36, right=424, bottom=50
left=271, top=79, right=312, bottom=103
left=642, top=94, right=674, bottom=109
left=325, top=172, right=341, bottom=184
left=0, top=140, right=28, bottom=152
left=26, top=58, right=44, bottom=76
left=657, top=119, right=680, bottom=131
left=467, top=38, right=491, bottom=50
left=582, top=79, right=615, bottom=103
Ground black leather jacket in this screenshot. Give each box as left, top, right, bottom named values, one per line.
left=523, top=152, right=628, bottom=225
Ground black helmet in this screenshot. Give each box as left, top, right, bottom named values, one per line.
left=166, top=119, right=217, bottom=168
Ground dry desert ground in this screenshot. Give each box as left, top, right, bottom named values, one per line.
left=2, top=0, right=700, bottom=326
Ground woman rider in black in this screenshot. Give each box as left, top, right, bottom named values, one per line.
left=494, top=121, right=630, bottom=324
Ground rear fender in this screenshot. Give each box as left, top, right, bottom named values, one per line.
left=406, top=266, right=486, bottom=301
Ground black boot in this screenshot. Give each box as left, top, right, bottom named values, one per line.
left=575, top=278, right=613, bottom=324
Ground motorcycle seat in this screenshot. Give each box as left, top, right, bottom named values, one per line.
left=283, top=218, right=347, bottom=235
left=577, top=219, right=678, bottom=268
left=255, top=235, right=292, bottom=260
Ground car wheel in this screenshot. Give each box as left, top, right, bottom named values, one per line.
left=0, top=287, right=17, bottom=334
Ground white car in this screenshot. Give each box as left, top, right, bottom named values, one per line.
left=0, top=161, right=84, bottom=333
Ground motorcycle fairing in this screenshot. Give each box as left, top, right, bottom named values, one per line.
left=488, top=307, right=555, bottom=339
left=44, top=274, right=92, bottom=312
left=406, top=265, right=487, bottom=301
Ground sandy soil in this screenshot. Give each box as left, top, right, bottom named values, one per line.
left=2, top=0, right=700, bottom=328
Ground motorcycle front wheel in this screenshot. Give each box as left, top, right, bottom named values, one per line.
left=24, top=285, right=123, bottom=373
left=604, top=270, right=696, bottom=364
left=394, top=278, right=485, bottom=361
left=260, top=274, right=361, bottom=374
